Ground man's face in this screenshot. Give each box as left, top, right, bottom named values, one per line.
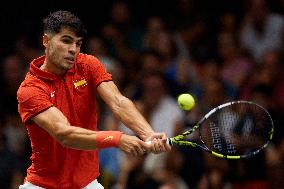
left=44, top=28, right=83, bottom=74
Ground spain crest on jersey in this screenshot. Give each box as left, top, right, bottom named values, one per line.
left=73, top=78, right=87, bottom=89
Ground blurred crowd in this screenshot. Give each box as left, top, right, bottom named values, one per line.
left=0, top=0, right=284, bottom=188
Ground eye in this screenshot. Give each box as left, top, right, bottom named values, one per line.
left=76, top=41, right=82, bottom=47
left=62, top=38, right=72, bottom=44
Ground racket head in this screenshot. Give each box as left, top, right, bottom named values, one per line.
left=197, top=101, right=274, bottom=159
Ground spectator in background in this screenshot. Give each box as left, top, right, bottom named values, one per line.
left=155, top=148, right=189, bottom=189
left=197, top=168, right=231, bottom=189
left=143, top=15, right=190, bottom=60
left=142, top=15, right=192, bottom=86
left=146, top=29, right=179, bottom=70
left=266, top=141, right=284, bottom=189
left=121, top=49, right=166, bottom=99
left=193, top=59, right=230, bottom=111
left=239, top=50, right=284, bottom=112
left=144, top=27, right=193, bottom=97
left=203, top=79, right=228, bottom=110
left=3, top=113, right=30, bottom=169
left=85, top=36, right=119, bottom=74
left=219, top=12, right=239, bottom=34
left=14, top=35, right=43, bottom=64
left=172, top=57, right=198, bottom=97
left=143, top=16, right=166, bottom=49
left=0, top=55, right=31, bottom=186
left=101, top=1, right=144, bottom=66
left=0, top=132, right=21, bottom=189
left=217, top=31, right=254, bottom=98
left=240, top=0, right=284, bottom=62
left=165, top=0, right=207, bottom=58
left=0, top=55, right=26, bottom=120
left=114, top=155, right=162, bottom=189
left=143, top=16, right=167, bottom=51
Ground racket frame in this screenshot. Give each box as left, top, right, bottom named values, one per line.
left=168, top=101, right=274, bottom=159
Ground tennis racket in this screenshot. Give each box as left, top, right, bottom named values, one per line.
left=160, top=101, right=273, bottom=159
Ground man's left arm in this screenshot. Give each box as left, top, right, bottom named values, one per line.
left=97, top=81, right=171, bottom=153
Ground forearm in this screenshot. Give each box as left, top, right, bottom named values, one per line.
left=55, top=124, right=96, bottom=150
left=97, top=81, right=154, bottom=140
left=31, top=106, right=123, bottom=151
left=53, top=123, right=121, bottom=150
left=111, top=96, right=154, bottom=140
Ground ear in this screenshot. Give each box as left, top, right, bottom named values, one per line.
left=43, top=34, right=50, bottom=47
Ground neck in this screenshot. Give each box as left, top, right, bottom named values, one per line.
left=40, top=59, right=67, bottom=75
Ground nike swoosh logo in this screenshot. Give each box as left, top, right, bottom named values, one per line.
left=103, top=136, right=114, bottom=141
left=50, top=91, right=55, bottom=98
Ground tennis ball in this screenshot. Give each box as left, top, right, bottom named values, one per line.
left=177, top=93, right=195, bottom=111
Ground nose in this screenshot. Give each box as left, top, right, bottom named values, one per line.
left=68, top=43, right=77, bottom=55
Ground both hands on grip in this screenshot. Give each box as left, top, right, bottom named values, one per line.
left=118, top=133, right=171, bottom=156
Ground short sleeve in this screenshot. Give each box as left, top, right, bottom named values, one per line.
left=17, top=85, right=53, bottom=123
left=85, top=55, right=112, bottom=87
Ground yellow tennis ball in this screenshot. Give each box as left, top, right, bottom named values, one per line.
left=177, top=93, right=195, bottom=111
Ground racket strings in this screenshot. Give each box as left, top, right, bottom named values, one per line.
left=200, top=102, right=273, bottom=156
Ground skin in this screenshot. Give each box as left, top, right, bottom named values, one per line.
left=32, top=27, right=171, bottom=156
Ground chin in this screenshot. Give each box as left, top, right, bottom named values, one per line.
left=63, top=63, right=74, bottom=70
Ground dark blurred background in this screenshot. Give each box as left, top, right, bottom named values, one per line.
left=0, top=0, right=283, bottom=188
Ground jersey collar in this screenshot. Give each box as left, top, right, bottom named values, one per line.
left=30, top=55, right=75, bottom=80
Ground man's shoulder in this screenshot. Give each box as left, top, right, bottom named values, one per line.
left=75, top=53, right=106, bottom=76
left=20, top=72, right=45, bottom=86
left=77, top=53, right=101, bottom=66
left=17, top=73, right=49, bottom=97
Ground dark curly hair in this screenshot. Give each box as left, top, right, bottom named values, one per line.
left=43, top=10, right=87, bottom=37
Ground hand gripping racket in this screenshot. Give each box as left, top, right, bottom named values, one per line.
left=158, top=101, right=273, bottom=159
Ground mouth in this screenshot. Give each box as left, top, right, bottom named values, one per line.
left=65, top=57, right=75, bottom=64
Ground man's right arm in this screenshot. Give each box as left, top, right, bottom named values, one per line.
left=32, top=106, right=149, bottom=156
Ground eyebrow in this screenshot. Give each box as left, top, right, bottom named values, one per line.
left=62, top=35, right=73, bottom=39
left=61, top=35, right=83, bottom=42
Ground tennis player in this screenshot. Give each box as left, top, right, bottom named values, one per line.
left=17, top=10, right=170, bottom=189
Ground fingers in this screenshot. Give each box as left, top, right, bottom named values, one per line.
left=119, top=134, right=150, bottom=156
left=144, top=138, right=171, bottom=153
left=152, top=138, right=161, bottom=153
left=118, top=133, right=171, bottom=156
left=135, top=141, right=148, bottom=155
left=145, top=132, right=171, bottom=153
left=128, top=143, right=146, bottom=156
left=146, top=132, right=167, bottom=141
left=151, top=138, right=171, bottom=154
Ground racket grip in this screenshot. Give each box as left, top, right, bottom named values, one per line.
left=145, top=138, right=171, bottom=145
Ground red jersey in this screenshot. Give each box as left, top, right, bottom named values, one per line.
left=17, top=53, right=112, bottom=188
